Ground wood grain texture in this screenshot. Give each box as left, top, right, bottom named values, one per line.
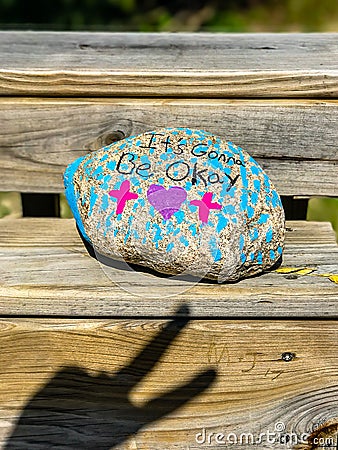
left=1, top=32, right=338, bottom=98
left=0, top=219, right=337, bottom=317
left=0, top=98, right=337, bottom=196
left=0, top=319, right=337, bottom=449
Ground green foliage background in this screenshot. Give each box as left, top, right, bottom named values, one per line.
left=0, top=0, right=337, bottom=239
left=0, top=0, right=338, bottom=31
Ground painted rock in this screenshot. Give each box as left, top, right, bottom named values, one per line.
left=64, top=128, right=285, bottom=282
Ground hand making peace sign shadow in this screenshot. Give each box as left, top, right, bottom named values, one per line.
left=5, top=305, right=217, bottom=449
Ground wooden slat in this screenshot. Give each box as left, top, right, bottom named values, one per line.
left=0, top=98, right=337, bottom=196
left=1, top=319, right=338, bottom=448
left=0, top=219, right=337, bottom=317
left=1, top=32, right=338, bottom=98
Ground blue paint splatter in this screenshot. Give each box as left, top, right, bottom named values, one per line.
left=185, top=181, right=192, bottom=191
left=240, top=191, right=248, bottom=213
left=88, top=186, right=98, bottom=217
left=225, top=186, right=236, bottom=198
left=132, top=202, right=139, bottom=212
left=105, top=210, right=115, bottom=229
left=152, top=223, right=162, bottom=248
left=166, top=242, right=174, bottom=252
left=277, top=246, right=283, bottom=255
left=213, top=248, right=222, bottom=262
left=271, top=190, right=281, bottom=208
left=165, top=221, right=175, bottom=235
left=173, top=228, right=181, bottom=236
left=240, top=161, right=249, bottom=190
left=253, top=179, right=261, bottom=191
left=106, top=161, right=116, bottom=171
left=250, top=191, right=259, bottom=205
left=249, top=228, right=259, bottom=241
left=258, top=213, right=269, bottom=224
left=247, top=205, right=255, bottom=219
left=224, top=204, right=236, bottom=215
left=101, top=194, right=109, bottom=212
left=189, top=223, right=198, bottom=236
left=189, top=204, right=197, bottom=213
left=257, top=252, right=263, bottom=264
left=251, top=166, right=260, bottom=176
left=180, top=236, right=189, bottom=247
left=92, top=166, right=103, bottom=178
left=240, top=253, right=246, bottom=263
left=266, top=228, right=273, bottom=243
left=130, top=176, right=140, bottom=186
left=174, top=210, right=185, bottom=224
left=209, top=237, right=222, bottom=262
left=269, top=250, right=275, bottom=259
left=100, top=174, right=112, bottom=190
left=263, top=174, right=271, bottom=191
left=216, top=214, right=229, bottom=233
left=149, top=206, right=155, bottom=218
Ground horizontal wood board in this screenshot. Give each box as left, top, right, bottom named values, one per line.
left=0, top=219, right=337, bottom=317
left=0, top=319, right=338, bottom=449
left=0, top=99, right=337, bottom=196
left=1, top=32, right=338, bottom=98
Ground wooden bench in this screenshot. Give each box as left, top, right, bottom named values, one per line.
left=0, top=32, right=338, bottom=449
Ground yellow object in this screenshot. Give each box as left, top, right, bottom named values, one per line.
left=328, top=275, right=338, bottom=284
left=275, top=267, right=316, bottom=275
left=275, top=267, right=338, bottom=284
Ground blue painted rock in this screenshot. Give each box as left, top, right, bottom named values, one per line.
left=64, top=128, right=285, bottom=282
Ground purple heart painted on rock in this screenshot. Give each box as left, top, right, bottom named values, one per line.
left=147, top=185, right=187, bottom=220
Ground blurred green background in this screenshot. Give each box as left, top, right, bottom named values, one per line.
left=0, top=0, right=338, bottom=31
left=0, top=0, right=337, bottom=239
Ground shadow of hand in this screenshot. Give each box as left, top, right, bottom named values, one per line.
left=5, top=305, right=216, bottom=449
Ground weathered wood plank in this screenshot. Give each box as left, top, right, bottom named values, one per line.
left=1, top=32, right=338, bottom=98
left=0, top=98, right=337, bottom=195
left=0, top=319, right=338, bottom=449
left=0, top=219, right=337, bottom=317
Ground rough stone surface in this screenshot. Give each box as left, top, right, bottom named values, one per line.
left=64, top=128, right=285, bottom=282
